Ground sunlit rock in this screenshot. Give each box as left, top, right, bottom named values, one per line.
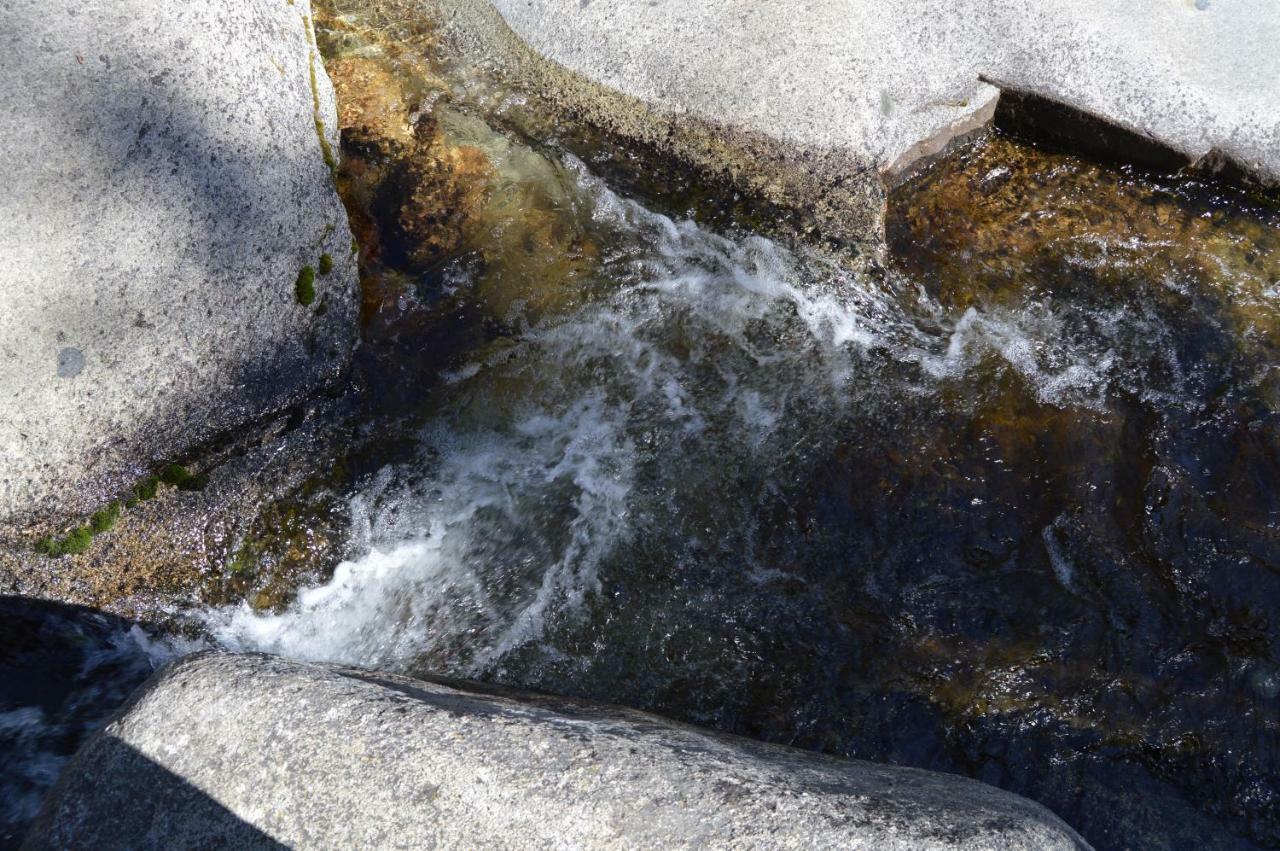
left=0, top=0, right=360, bottom=529
left=28, top=653, right=1092, bottom=850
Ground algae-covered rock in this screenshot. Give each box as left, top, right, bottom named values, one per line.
left=0, top=0, right=360, bottom=528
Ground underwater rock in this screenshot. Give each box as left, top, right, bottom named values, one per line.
left=0, top=0, right=359, bottom=529
left=28, top=653, right=1091, bottom=850
left=327, top=50, right=493, bottom=271
left=888, top=134, right=1280, bottom=352
left=398, top=138, right=492, bottom=267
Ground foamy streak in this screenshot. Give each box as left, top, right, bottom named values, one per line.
left=210, top=156, right=1181, bottom=675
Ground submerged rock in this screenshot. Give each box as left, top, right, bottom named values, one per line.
left=0, top=0, right=360, bottom=529
left=29, top=653, right=1090, bottom=850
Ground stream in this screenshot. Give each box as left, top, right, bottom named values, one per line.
left=226, top=8, right=1280, bottom=849
left=6, top=4, right=1280, bottom=848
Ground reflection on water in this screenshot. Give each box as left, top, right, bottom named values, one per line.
left=210, top=6, right=1280, bottom=850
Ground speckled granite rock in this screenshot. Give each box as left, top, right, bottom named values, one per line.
left=427, top=0, right=1279, bottom=246
left=28, top=653, right=1091, bottom=850
left=0, top=0, right=359, bottom=528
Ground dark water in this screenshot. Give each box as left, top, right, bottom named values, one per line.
left=197, top=8, right=1280, bottom=850
left=0, top=598, right=194, bottom=847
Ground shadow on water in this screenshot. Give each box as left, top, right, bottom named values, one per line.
left=0, top=597, right=201, bottom=848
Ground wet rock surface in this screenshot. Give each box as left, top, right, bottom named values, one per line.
left=28, top=652, right=1090, bottom=850
left=0, top=0, right=359, bottom=529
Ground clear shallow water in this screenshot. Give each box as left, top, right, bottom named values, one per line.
left=197, top=7, right=1280, bottom=849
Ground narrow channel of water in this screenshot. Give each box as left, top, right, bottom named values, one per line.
left=196, top=6, right=1280, bottom=849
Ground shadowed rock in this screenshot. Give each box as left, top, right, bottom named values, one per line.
left=0, top=0, right=360, bottom=528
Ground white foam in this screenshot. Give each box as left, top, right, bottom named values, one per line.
left=209, top=154, right=1182, bottom=674
left=212, top=391, right=636, bottom=673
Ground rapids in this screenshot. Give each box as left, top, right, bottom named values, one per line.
left=200, top=6, right=1280, bottom=848
left=207, top=136, right=1279, bottom=848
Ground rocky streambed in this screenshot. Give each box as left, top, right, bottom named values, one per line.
left=3, top=1, right=1279, bottom=848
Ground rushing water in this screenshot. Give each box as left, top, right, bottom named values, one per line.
left=0, top=6, right=1273, bottom=848
left=200, top=7, right=1280, bottom=850
left=205, top=159, right=1279, bottom=851
left=0, top=598, right=197, bottom=847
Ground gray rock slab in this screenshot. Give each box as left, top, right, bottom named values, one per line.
left=0, top=0, right=359, bottom=526
left=28, top=652, right=1092, bottom=849
left=433, top=0, right=1279, bottom=244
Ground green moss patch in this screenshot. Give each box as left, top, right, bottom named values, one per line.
left=160, top=463, right=207, bottom=491
left=57, top=527, right=94, bottom=556
left=33, top=465, right=206, bottom=558
left=35, top=498, right=122, bottom=557
left=89, top=501, right=121, bottom=534
left=36, top=525, right=96, bottom=558
left=132, top=476, right=160, bottom=503
left=318, top=252, right=334, bottom=275
left=304, top=16, right=338, bottom=178
left=296, top=265, right=317, bottom=306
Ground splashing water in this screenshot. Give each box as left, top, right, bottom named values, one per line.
left=204, top=12, right=1280, bottom=844
left=1, top=601, right=204, bottom=846
left=210, top=157, right=1188, bottom=677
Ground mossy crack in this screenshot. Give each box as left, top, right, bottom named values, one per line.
left=35, top=467, right=201, bottom=558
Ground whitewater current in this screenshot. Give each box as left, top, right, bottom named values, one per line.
left=207, top=156, right=1178, bottom=677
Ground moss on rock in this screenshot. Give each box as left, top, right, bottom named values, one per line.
left=296, top=265, right=317, bottom=306
left=158, top=463, right=206, bottom=491
left=89, top=502, right=121, bottom=535
left=133, top=476, right=160, bottom=502
left=35, top=524, right=96, bottom=558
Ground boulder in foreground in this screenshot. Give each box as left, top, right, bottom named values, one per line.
left=29, top=653, right=1090, bottom=849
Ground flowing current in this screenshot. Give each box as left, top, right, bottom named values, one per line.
left=204, top=107, right=1280, bottom=847
left=209, top=159, right=1154, bottom=676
